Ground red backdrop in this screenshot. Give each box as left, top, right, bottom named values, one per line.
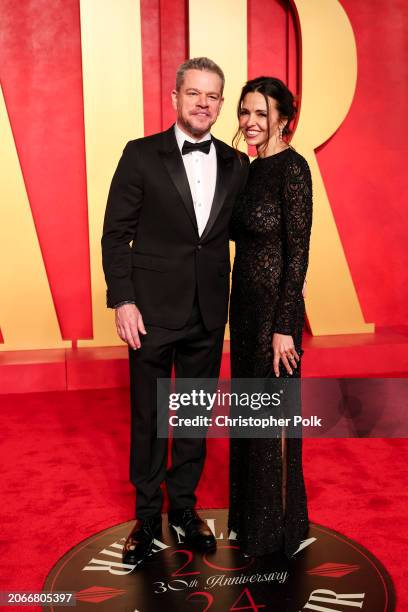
left=0, top=0, right=407, bottom=343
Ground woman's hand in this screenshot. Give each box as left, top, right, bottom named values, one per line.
left=272, top=333, right=300, bottom=377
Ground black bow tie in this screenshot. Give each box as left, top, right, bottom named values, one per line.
left=182, top=139, right=212, bottom=155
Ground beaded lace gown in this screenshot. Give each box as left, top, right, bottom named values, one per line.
left=228, top=147, right=313, bottom=557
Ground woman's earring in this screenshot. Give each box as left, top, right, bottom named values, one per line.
left=279, top=126, right=283, bottom=141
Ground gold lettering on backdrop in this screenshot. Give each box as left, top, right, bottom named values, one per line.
left=189, top=0, right=247, bottom=340
left=0, top=0, right=374, bottom=351
left=189, top=0, right=247, bottom=148
left=78, top=0, right=144, bottom=347
left=292, top=0, right=374, bottom=334
left=0, top=85, right=69, bottom=350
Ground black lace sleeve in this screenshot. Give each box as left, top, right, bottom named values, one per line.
left=273, top=154, right=312, bottom=335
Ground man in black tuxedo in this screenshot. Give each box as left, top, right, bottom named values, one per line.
left=102, top=57, right=248, bottom=568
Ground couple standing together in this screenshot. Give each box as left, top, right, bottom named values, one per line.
left=102, top=57, right=312, bottom=568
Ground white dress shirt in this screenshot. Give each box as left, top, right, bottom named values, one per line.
left=174, top=123, right=217, bottom=237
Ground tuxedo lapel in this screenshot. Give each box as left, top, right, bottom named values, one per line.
left=200, top=138, right=234, bottom=241
left=159, top=127, right=198, bottom=234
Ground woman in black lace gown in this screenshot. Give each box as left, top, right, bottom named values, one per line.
left=229, top=77, right=312, bottom=558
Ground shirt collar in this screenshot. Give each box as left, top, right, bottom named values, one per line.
left=174, top=122, right=211, bottom=152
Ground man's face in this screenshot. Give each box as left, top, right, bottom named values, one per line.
left=171, top=69, right=224, bottom=138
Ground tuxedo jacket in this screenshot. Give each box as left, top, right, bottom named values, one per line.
left=102, top=125, right=249, bottom=331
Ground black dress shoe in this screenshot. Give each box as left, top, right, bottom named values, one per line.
left=168, top=508, right=216, bottom=552
left=122, top=515, right=162, bottom=567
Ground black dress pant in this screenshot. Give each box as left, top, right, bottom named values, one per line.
left=128, top=299, right=225, bottom=519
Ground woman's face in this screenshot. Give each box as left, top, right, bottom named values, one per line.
left=239, top=91, right=283, bottom=150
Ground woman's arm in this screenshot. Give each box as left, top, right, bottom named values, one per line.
left=274, top=154, right=313, bottom=334
left=272, top=155, right=312, bottom=376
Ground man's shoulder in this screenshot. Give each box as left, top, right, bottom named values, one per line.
left=124, top=128, right=172, bottom=152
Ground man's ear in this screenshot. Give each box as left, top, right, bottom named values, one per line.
left=171, top=89, right=178, bottom=111
left=217, top=97, right=224, bottom=116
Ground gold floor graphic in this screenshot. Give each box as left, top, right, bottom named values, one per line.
left=43, top=509, right=395, bottom=612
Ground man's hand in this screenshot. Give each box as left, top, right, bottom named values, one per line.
left=272, top=333, right=300, bottom=377
left=115, top=303, right=147, bottom=349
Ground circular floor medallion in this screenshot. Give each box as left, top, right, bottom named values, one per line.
left=43, top=509, right=395, bottom=611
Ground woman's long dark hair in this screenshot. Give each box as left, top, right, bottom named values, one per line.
left=233, top=76, right=297, bottom=153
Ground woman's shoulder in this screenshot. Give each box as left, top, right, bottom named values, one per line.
left=285, top=148, right=312, bottom=177
left=286, top=147, right=309, bottom=165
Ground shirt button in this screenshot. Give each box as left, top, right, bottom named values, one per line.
left=197, top=245, right=202, bottom=250
left=197, top=180, right=201, bottom=183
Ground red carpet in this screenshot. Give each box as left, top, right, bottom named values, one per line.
left=1, top=388, right=407, bottom=610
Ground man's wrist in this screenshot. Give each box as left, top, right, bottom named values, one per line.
left=114, top=300, right=136, bottom=308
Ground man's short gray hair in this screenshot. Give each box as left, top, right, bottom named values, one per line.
left=176, top=57, right=225, bottom=93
